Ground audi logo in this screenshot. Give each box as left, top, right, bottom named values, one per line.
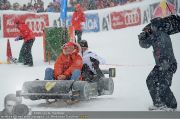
left=124, top=10, right=140, bottom=25
left=26, top=18, right=46, bottom=32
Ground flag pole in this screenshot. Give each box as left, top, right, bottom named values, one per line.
left=60, top=0, right=68, bottom=43
left=166, top=2, right=173, bottom=15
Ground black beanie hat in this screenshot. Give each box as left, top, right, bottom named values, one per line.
left=79, top=40, right=88, bottom=48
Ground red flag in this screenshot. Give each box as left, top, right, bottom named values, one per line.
left=6, top=39, right=12, bottom=63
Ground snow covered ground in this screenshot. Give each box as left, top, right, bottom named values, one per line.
left=0, top=24, right=180, bottom=111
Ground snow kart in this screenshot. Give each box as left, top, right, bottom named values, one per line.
left=16, top=68, right=115, bottom=103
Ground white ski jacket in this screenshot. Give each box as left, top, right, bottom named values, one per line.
left=81, top=49, right=105, bottom=74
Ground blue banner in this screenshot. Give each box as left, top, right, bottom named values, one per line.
left=83, top=14, right=100, bottom=32
left=60, top=0, right=67, bottom=21
left=66, top=13, right=100, bottom=32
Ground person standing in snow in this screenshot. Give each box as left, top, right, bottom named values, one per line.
left=71, top=4, right=85, bottom=43
left=79, top=40, right=105, bottom=81
left=14, top=17, right=35, bottom=67
left=139, top=18, right=177, bottom=111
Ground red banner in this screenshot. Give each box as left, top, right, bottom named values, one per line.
left=3, top=14, right=49, bottom=37
left=110, top=8, right=141, bottom=29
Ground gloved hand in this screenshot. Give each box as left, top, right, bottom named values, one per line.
left=15, top=36, right=20, bottom=41
left=15, top=36, right=23, bottom=41
left=90, top=57, right=100, bottom=69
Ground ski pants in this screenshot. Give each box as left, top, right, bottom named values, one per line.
left=146, top=62, right=177, bottom=109
left=19, top=39, right=34, bottom=65
left=44, top=68, right=81, bottom=80
left=75, top=30, right=82, bottom=43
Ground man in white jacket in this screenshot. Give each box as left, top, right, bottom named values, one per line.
left=79, top=40, right=105, bottom=81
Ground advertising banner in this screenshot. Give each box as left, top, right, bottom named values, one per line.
left=110, top=8, right=141, bottom=30
left=48, top=13, right=100, bottom=33
left=140, top=6, right=151, bottom=24
left=3, top=14, right=49, bottom=37
left=99, top=12, right=111, bottom=31
left=83, top=13, right=100, bottom=32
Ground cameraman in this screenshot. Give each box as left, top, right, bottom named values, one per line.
left=139, top=18, right=177, bottom=111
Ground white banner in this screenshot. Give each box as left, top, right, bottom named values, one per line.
left=140, top=5, right=151, bottom=25
left=98, top=11, right=111, bottom=31
left=48, top=13, right=62, bottom=28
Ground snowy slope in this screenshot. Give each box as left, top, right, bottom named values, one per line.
left=0, top=24, right=180, bottom=111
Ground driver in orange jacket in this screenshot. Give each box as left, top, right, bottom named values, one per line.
left=44, top=42, right=83, bottom=80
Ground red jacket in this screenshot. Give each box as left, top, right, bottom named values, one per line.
left=17, top=23, right=35, bottom=42
left=54, top=43, right=83, bottom=80
left=71, top=10, right=85, bottom=31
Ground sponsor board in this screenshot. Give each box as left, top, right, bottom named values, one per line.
left=140, top=6, right=151, bottom=24
left=110, top=8, right=141, bottom=29
left=3, top=14, right=49, bottom=37
left=48, top=13, right=100, bottom=33
left=83, top=13, right=100, bottom=32
left=99, top=12, right=111, bottom=31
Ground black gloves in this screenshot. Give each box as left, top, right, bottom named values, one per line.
left=90, top=57, right=100, bottom=69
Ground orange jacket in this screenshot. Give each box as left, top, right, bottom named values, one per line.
left=54, top=44, right=83, bottom=80
left=17, top=23, right=35, bottom=42
left=71, top=10, right=85, bottom=31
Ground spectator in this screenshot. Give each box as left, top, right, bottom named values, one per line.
left=33, top=3, right=39, bottom=12
left=1, top=0, right=144, bottom=12
left=95, top=0, right=104, bottom=9
left=69, top=0, right=77, bottom=8
left=27, top=2, right=34, bottom=12
left=20, top=4, right=27, bottom=11
left=13, top=2, right=20, bottom=11
left=37, top=3, right=44, bottom=12
left=37, top=0, right=44, bottom=6
left=14, top=17, right=35, bottom=67
left=67, top=0, right=75, bottom=12
left=46, top=2, right=55, bottom=12
left=108, top=0, right=115, bottom=7
left=0, top=0, right=11, bottom=10
left=53, top=2, right=60, bottom=12
left=81, top=2, right=88, bottom=11
left=71, top=4, right=86, bottom=43
left=87, top=0, right=96, bottom=10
